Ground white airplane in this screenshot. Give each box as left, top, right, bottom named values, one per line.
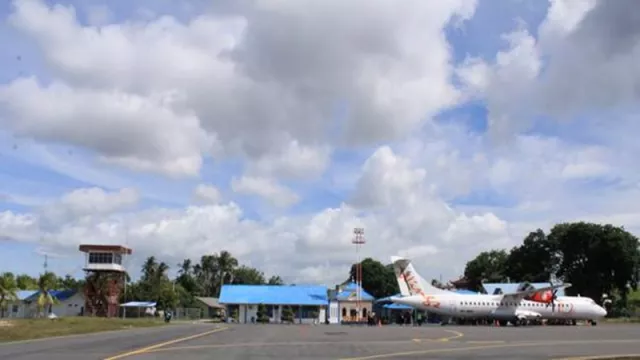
left=389, top=256, right=607, bottom=326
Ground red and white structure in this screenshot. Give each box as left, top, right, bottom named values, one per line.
left=352, top=227, right=366, bottom=321
left=79, top=244, right=132, bottom=318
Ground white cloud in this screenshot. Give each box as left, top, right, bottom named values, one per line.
left=2, top=0, right=477, bottom=178
left=193, top=184, right=222, bottom=204
left=231, top=175, right=300, bottom=208
left=1, top=147, right=517, bottom=285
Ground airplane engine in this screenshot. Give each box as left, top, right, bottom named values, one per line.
left=526, top=290, right=554, bottom=303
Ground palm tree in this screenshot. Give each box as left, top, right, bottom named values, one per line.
left=36, top=272, right=59, bottom=317
left=141, top=256, right=158, bottom=282
left=0, top=272, right=19, bottom=318
left=216, top=251, right=238, bottom=297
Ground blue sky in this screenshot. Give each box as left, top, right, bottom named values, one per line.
left=1, top=0, right=636, bottom=285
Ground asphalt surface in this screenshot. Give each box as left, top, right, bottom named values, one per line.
left=1, top=323, right=639, bottom=360
left=0, top=323, right=222, bottom=360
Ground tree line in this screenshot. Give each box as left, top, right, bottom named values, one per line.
left=463, top=222, right=640, bottom=316
left=126, top=250, right=284, bottom=309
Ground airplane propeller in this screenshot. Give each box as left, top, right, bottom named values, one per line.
left=545, top=282, right=559, bottom=312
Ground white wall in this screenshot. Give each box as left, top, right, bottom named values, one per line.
left=328, top=301, right=339, bottom=324
left=51, top=293, right=85, bottom=317
left=1, top=301, right=28, bottom=318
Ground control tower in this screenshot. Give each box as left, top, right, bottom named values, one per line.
left=79, top=244, right=132, bottom=317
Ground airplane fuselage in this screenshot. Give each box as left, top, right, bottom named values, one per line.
left=391, top=293, right=607, bottom=322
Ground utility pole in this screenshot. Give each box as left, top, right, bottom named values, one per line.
left=352, top=228, right=365, bottom=322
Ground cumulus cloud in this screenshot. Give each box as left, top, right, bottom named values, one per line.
left=2, top=0, right=477, bottom=177
left=0, top=148, right=516, bottom=284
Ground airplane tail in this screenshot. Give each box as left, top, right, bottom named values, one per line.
left=391, top=256, right=452, bottom=296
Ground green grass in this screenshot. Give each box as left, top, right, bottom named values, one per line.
left=0, top=317, right=166, bottom=342
left=604, top=317, right=640, bottom=323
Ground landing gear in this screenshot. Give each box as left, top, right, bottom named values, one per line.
left=590, top=320, right=598, bottom=326
left=512, top=318, right=530, bottom=327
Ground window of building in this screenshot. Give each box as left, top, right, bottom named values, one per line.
left=88, top=252, right=114, bottom=264
left=342, top=308, right=347, bottom=317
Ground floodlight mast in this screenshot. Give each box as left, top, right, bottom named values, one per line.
left=352, top=227, right=366, bottom=322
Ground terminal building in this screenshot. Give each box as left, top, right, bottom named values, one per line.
left=326, top=282, right=374, bottom=324
left=218, top=284, right=328, bottom=324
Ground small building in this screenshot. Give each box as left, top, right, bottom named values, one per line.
left=120, top=301, right=157, bottom=318
left=23, top=289, right=85, bottom=317
left=219, top=285, right=328, bottom=324
left=0, top=291, right=37, bottom=318
left=482, top=283, right=566, bottom=297
left=327, top=282, right=374, bottom=324
left=194, top=297, right=226, bottom=319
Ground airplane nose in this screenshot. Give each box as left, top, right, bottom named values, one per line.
left=598, top=306, right=607, bottom=317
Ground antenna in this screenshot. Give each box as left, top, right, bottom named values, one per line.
left=44, top=254, right=48, bottom=273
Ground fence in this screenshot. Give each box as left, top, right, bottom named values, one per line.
left=174, top=307, right=203, bottom=320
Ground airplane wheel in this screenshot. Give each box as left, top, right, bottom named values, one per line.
left=499, top=320, right=508, bottom=327
left=591, top=320, right=597, bottom=326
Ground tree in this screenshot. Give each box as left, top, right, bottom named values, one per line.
left=463, top=250, right=509, bottom=292
left=256, top=303, right=269, bottom=323
left=0, top=272, right=18, bottom=318
left=550, top=222, right=640, bottom=303
left=215, top=251, right=238, bottom=297
left=36, top=272, right=59, bottom=316
left=349, top=258, right=400, bottom=299
left=16, top=274, right=37, bottom=290
left=267, top=276, right=284, bottom=285
left=281, top=305, right=294, bottom=324
left=232, top=266, right=266, bottom=285
left=505, top=229, right=560, bottom=283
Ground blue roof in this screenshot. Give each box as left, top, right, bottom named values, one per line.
left=482, top=283, right=566, bottom=297
left=24, top=289, right=78, bottom=302
left=333, top=282, right=374, bottom=301
left=219, top=285, right=328, bottom=305
left=384, top=303, right=414, bottom=310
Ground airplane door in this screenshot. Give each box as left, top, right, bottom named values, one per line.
left=450, top=299, right=458, bottom=315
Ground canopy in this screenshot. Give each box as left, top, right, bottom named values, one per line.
left=120, top=301, right=156, bottom=308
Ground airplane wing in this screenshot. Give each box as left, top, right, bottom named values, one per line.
left=502, top=283, right=571, bottom=299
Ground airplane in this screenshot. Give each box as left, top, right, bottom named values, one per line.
left=389, top=256, right=607, bottom=326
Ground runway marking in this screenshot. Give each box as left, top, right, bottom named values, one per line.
left=338, top=339, right=640, bottom=360
left=553, top=354, right=640, bottom=360
left=412, top=329, right=464, bottom=343
left=102, top=326, right=228, bottom=360
left=465, top=341, right=506, bottom=344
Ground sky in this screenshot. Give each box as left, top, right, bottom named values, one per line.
left=1, top=0, right=640, bottom=286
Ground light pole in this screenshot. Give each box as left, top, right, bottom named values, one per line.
left=352, top=228, right=365, bottom=321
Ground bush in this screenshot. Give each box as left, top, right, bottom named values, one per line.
left=256, top=304, right=269, bottom=323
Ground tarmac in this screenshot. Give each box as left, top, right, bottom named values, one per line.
left=1, top=322, right=639, bottom=360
